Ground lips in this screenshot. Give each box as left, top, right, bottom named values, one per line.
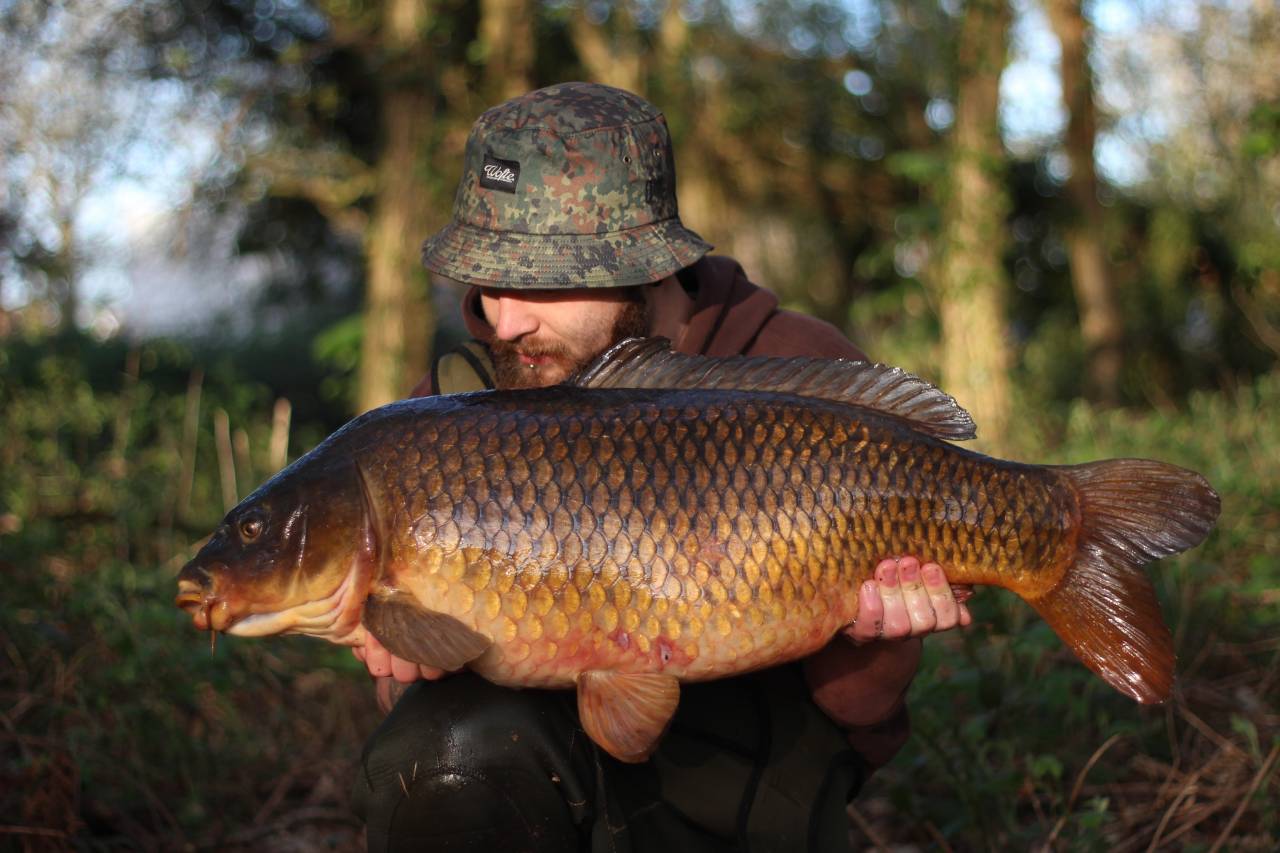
left=175, top=590, right=235, bottom=632
left=518, top=351, right=558, bottom=368
left=175, top=577, right=205, bottom=614
left=174, top=563, right=237, bottom=632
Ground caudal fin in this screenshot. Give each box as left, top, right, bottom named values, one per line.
left=1029, top=460, right=1220, bottom=704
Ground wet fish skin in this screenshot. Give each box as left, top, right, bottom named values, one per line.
left=356, top=388, right=1075, bottom=690
left=176, top=340, right=1220, bottom=762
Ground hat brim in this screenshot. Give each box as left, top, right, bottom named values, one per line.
left=421, top=219, right=712, bottom=288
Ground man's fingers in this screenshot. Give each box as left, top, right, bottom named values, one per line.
left=845, top=577, right=886, bottom=644
left=390, top=655, right=421, bottom=683
left=848, top=559, right=972, bottom=643
left=922, top=562, right=960, bottom=631
left=419, top=664, right=447, bottom=680
left=876, top=558, right=913, bottom=638
left=364, top=643, right=393, bottom=677
left=897, top=556, right=938, bottom=636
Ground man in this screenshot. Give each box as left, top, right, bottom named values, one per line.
left=350, top=82, right=970, bottom=852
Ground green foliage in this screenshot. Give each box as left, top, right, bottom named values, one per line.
left=0, top=332, right=377, bottom=848
left=885, top=150, right=949, bottom=185
left=1242, top=103, right=1280, bottom=161
left=311, top=312, right=365, bottom=413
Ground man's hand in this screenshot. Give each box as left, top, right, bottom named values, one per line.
left=353, top=633, right=448, bottom=682
left=354, top=635, right=451, bottom=714
left=805, top=558, right=972, bottom=738
left=842, top=556, right=972, bottom=644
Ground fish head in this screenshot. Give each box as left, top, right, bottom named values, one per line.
left=175, top=456, right=378, bottom=644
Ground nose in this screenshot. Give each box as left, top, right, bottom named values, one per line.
left=488, top=293, right=538, bottom=341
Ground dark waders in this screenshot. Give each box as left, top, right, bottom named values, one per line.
left=352, top=665, right=866, bottom=852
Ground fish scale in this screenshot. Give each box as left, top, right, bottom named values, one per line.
left=363, top=389, right=1065, bottom=690
left=177, top=339, right=1220, bottom=762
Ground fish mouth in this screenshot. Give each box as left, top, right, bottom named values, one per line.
left=175, top=577, right=204, bottom=611
left=175, top=563, right=239, bottom=633
left=174, top=550, right=373, bottom=642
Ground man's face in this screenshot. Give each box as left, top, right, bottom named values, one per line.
left=480, top=286, right=649, bottom=389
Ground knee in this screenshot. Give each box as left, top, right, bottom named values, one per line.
left=352, top=675, right=589, bottom=852
left=362, top=674, right=575, bottom=772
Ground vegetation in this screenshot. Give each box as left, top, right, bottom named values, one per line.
left=0, top=334, right=375, bottom=851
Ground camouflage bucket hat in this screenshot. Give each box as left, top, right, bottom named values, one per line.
left=421, top=82, right=712, bottom=289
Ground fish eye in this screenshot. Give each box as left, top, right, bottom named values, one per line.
left=239, top=517, right=264, bottom=542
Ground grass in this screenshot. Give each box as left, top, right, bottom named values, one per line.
left=2, top=337, right=1276, bottom=850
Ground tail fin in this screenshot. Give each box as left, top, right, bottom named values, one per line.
left=1029, top=460, right=1220, bottom=704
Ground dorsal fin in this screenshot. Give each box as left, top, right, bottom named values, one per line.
left=571, top=337, right=976, bottom=441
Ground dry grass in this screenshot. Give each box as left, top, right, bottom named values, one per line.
left=849, top=567, right=1279, bottom=850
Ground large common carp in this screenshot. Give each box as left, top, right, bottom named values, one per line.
left=176, top=339, right=1220, bottom=762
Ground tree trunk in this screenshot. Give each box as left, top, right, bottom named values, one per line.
left=1046, top=0, right=1124, bottom=405
left=933, top=0, right=1013, bottom=451
left=480, top=0, right=534, bottom=101
left=568, top=9, right=642, bottom=93
left=56, top=214, right=78, bottom=330
left=358, top=0, right=437, bottom=413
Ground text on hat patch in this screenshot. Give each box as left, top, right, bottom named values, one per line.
left=480, top=153, right=520, bottom=193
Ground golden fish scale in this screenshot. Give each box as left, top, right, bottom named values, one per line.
left=361, top=390, right=1078, bottom=689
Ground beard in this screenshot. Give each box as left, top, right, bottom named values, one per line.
left=491, top=296, right=649, bottom=390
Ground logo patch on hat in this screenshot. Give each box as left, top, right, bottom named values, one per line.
left=480, top=153, right=520, bottom=193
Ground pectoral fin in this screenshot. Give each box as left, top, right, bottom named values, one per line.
left=576, top=670, right=680, bottom=763
left=362, top=591, right=490, bottom=671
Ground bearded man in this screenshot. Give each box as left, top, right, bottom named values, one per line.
left=350, top=82, right=970, bottom=853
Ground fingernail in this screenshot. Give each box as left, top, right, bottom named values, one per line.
left=922, top=564, right=942, bottom=585
left=901, top=562, right=920, bottom=583
left=882, top=566, right=898, bottom=585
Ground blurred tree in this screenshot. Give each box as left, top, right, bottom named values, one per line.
left=1045, top=0, right=1123, bottom=405
left=356, top=0, right=439, bottom=414
left=1091, top=0, right=1279, bottom=383
left=479, top=0, right=535, bottom=100
left=0, top=1, right=150, bottom=333
left=933, top=0, right=1013, bottom=448
left=135, top=0, right=493, bottom=412
left=17, top=0, right=1256, bottom=418
left=568, top=0, right=643, bottom=92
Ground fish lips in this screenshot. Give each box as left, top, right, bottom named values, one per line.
left=175, top=561, right=237, bottom=632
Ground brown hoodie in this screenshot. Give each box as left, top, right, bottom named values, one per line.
left=679, top=256, right=868, bottom=362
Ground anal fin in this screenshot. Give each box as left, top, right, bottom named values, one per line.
left=577, top=670, right=680, bottom=763
left=362, top=591, right=490, bottom=671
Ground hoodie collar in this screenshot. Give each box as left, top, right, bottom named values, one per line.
left=680, top=256, right=778, bottom=357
